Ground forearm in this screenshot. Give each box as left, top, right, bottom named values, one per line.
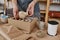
left=12, top=0, right=17, bottom=7
left=33, top=0, right=40, bottom=3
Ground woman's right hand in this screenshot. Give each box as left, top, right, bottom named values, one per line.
left=13, top=5, right=19, bottom=19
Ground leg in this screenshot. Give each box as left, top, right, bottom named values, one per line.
left=33, top=2, right=41, bottom=20
left=33, top=3, right=41, bottom=29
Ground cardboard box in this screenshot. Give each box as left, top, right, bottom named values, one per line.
left=8, top=18, right=38, bottom=33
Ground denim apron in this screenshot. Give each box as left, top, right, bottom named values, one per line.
left=17, top=0, right=32, bottom=11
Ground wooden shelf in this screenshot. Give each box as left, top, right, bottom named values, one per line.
left=39, top=0, right=60, bottom=26
left=39, top=0, right=47, bottom=3
left=51, top=2, right=60, bottom=5
left=40, top=10, right=46, bottom=14
left=39, top=0, right=47, bottom=2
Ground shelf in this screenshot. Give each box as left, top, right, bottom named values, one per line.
left=39, top=0, right=47, bottom=2
left=39, top=0, right=47, bottom=3
left=0, top=10, right=3, bottom=13
left=50, top=2, right=60, bottom=5
left=40, top=10, right=46, bottom=14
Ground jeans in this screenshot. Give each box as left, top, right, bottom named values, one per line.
left=17, top=0, right=41, bottom=20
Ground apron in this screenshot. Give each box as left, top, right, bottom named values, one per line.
left=17, top=0, right=32, bottom=11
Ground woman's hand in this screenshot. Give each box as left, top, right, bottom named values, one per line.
left=27, top=1, right=36, bottom=16
left=13, top=5, right=19, bottom=19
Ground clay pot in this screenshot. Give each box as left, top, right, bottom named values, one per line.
left=36, top=30, right=45, bottom=38
left=19, top=11, right=28, bottom=19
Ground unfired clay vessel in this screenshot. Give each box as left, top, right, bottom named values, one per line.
left=19, top=11, right=28, bottom=19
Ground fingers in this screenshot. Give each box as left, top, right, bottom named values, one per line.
left=13, top=12, right=17, bottom=19
left=13, top=9, right=19, bottom=19
left=13, top=5, right=19, bottom=19
left=26, top=5, right=31, bottom=14
left=27, top=6, right=32, bottom=16
left=27, top=7, right=34, bottom=16
left=31, top=7, right=34, bottom=16
left=26, top=2, right=34, bottom=16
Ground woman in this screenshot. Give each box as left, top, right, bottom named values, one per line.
left=12, top=0, right=41, bottom=20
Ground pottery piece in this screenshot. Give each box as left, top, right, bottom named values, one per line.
left=36, top=30, right=45, bottom=38
left=19, top=11, right=28, bottom=19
